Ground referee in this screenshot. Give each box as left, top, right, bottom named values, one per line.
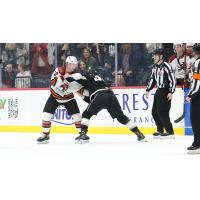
left=186, top=43, right=200, bottom=154
left=145, top=48, right=176, bottom=139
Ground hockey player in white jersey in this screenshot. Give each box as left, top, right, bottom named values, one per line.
left=37, top=56, right=87, bottom=144
left=169, top=43, right=195, bottom=86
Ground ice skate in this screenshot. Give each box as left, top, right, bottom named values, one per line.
left=37, top=133, right=50, bottom=144
left=187, top=145, right=200, bottom=154
left=137, top=134, right=147, bottom=142
left=152, top=131, right=162, bottom=139
left=75, top=132, right=90, bottom=144
left=133, top=127, right=147, bottom=142
left=160, top=132, right=175, bottom=139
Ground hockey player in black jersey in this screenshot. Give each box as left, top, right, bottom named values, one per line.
left=65, top=70, right=147, bottom=144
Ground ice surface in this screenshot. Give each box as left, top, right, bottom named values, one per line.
left=0, top=133, right=199, bottom=200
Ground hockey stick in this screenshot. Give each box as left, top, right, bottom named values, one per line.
left=174, top=102, right=185, bottom=123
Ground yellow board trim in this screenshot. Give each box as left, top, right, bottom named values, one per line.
left=0, top=126, right=184, bottom=135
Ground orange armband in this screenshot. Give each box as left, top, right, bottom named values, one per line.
left=192, top=73, right=200, bottom=80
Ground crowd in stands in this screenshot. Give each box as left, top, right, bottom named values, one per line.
left=0, top=43, right=195, bottom=88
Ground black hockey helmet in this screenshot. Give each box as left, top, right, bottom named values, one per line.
left=152, top=48, right=165, bottom=55
left=192, top=43, right=200, bottom=54
left=87, top=68, right=99, bottom=75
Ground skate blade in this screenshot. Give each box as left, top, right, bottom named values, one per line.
left=37, top=140, right=49, bottom=144
left=187, top=149, right=200, bottom=154
left=153, top=136, right=160, bottom=139
left=75, top=139, right=90, bottom=144
left=138, top=138, right=147, bottom=142
left=160, top=135, right=175, bottom=140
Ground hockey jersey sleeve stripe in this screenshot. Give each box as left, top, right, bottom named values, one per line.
left=51, top=79, right=57, bottom=86
left=50, top=88, right=64, bottom=99
left=66, top=74, right=87, bottom=87
left=76, top=87, right=84, bottom=96
left=66, top=77, right=76, bottom=83
left=50, top=88, right=74, bottom=100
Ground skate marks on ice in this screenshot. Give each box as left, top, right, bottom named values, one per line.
left=0, top=132, right=195, bottom=156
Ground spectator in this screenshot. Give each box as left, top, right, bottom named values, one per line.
left=91, top=43, right=105, bottom=66
left=59, top=43, right=72, bottom=65
left=130, top=44, right=148, bottom=70
left=78, top=60, right=87, bottom=73
left=31, top=43, right=52, bottom=75
left=0, top=44, right=5, bottom=57
left=186, top=43, right=195, bottom=57
left=162, top=43, right=174, bottom=61
left=1, top=50, right=8, bottom=64
left=5, top=43, right=16, bottom=61
left=81, top=47, right=97, bottom=70
left=48, top=43, right=55, bottom=67
left=75, top=43, right=88, bottom=58
left=101, top=44, right=115, bottom=70
left=0, top=60, right=3, bottom=88
left=118, top=44, right=134, bottom=86
left=57, top=43, right=73, bottom=66
left=186, top=43, right=196, bottom=83
left=2, top=63, right=16, bottom=88
left=56, top=43, right=64, bottom=66
left=169, top=43, right=194, bottom=86
left=131, top=44, right=152, bottom=85
left=15, top=64, right=32, bottom=88
left=16, top=44, right=29, bottom=65
left=101, top=63, right=114, bottom=87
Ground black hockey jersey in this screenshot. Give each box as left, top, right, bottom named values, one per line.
left=65, top=72, right=109, bottom=100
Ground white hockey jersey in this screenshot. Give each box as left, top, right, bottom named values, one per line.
left=50, top=67, right=87, bottom=103
left=169, top=54, right=195, bottom=79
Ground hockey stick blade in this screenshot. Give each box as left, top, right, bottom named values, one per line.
left=174, top=114, right=184, bottom=123
left=174, top=105, right=185, bottom=123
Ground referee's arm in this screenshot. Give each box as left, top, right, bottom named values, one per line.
left=146, top=68, right=156, bottom=92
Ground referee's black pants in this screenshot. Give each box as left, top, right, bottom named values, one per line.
left=152, top=89, right=174, bottom=134
left=190, top=92, right=200, bottom=147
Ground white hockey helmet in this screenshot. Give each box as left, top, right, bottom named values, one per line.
left=173, top=43, right=183, bottom=48
left=65, top=56, right=78, bottom=64
left=186, top=43, right=194, bottom=47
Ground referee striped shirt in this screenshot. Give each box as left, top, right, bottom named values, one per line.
left=188, top=58, right=200, bottom=98
left=146, top=61, right=176, bottom=93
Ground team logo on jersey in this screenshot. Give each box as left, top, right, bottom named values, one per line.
left=60, top=83, right=69, bottom=91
